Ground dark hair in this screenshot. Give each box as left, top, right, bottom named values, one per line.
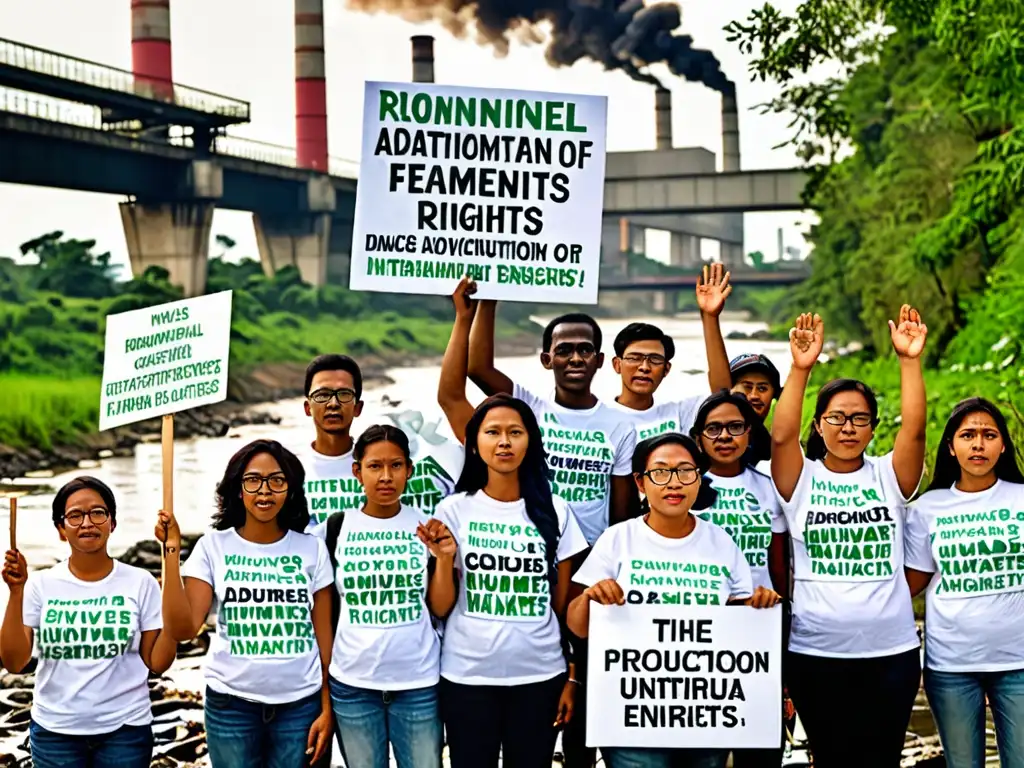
left=455, top=394, right=561, bottom=588
left=304, top=354, right=363, bottom=400
left=927, top=398, right=1024, bottom=491
left=690, top=390, right=771, bottom=468
left=541, top=313, right=603, bottom=354
left=51, top=476, right=117, bottom=528
left=354, top=424, right=412, bottom=464
left=805, top=378, right=879, bottom=461
left=631, top=433, right=718, bottom=512
left=213, top=439, right=310, bottom=532
left=613, top=322, right=676, bottom=361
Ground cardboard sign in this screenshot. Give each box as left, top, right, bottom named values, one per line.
left=349, top=81, right=608, bottom=304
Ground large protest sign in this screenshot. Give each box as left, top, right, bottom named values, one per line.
left=349, top=81, right=608, bottom=304
left=586, top=603, right=782, bottom=750
left=99, top=291, right=233, bottom=431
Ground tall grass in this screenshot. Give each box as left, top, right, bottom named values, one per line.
left=0, top=375, right=100, bottom=450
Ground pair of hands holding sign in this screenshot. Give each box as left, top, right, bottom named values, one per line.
left=583, top=580, right=782, bottom=609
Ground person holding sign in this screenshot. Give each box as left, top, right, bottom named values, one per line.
left=770, top=307, right=927, bottom=767
left=904, top=397, right=1024, bottom=768
left=310, top=424, right=447, bottom=768
left=157, top=439, right=335, bottom=768
left=608, top=264, right=734, bottom=443
left=1, top=477, right=178, bottom=768
left=434, top=277, right=589, bottom=767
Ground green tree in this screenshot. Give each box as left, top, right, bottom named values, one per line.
left=19, top=231, right=119, bottom=299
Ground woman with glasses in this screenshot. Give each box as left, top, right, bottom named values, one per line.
left=770, top=307, right=928, bottom=767
left=158, top=439, right=335, bottom=768
left=567, top=433, right=781, bottom=768
left=1, top=476, right=178, bottom=768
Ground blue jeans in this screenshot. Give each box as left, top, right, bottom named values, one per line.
left=204, top=687, right=323, bottom=768
left=601, top=747, right=728, bottom=768
left=29, top=720, right=153, bottom=768
left=924, top=667, right=1024, bottom=768
left=329, top=678, right=442, bottom=768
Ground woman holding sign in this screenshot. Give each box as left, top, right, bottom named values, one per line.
left=771, top=307, right=927, bottom=767
left=1, top=476, right=178, bottom=768
left=311, top=423, right=448, bottom=768
left=905, top=398, right=1024, bottom=768
left=432, top=276, right=589, bottom=768
left=158, top=439, right=335, bottom=768
left=566, top=433, right=781, bottom=768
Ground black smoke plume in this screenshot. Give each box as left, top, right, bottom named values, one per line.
left=347, top=0, right=734, bottom=93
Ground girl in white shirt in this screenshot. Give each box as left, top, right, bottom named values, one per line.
left=1, top=476, right=177, bottom=768
left=771, top=307, right=927, bottom=768
left=158, top=439, right=335, bottom=768
left=905, top=397, right=1024, bottom=768
left=567, top=433, right=781, bottom=768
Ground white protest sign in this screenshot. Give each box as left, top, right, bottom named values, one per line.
left=99, top=291, right=233, bottom=431
left=586, top=603, right=782, bottom=750
left=349, top=81, right=608, bottom=304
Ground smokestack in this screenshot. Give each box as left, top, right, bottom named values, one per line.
left=131, top=0, right=173, bottom=100
left=655, top=87, right=672, bottom=150
left=722, top=89, right=740, bottom=172
left=295, top=0, right=328, bottom=172
left=411, top=35, right=435, bottom=83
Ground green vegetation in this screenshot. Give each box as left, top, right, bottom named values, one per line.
left=727, top=0, right=1024, bottom=473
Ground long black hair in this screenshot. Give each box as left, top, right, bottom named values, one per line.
left=690, top=389, right=771, bottom=468
left=455, top=394, right=561, bottom=588
left=927, top=397, right=1024, bottom=491
left=632, top=433, right=718, bottom=513
left=806, top=378, right=879, bottom=461
left=213, top=439, right=310, bottom=532
left=51, top=476, right=118, bottom=528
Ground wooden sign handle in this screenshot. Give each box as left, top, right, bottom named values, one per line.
left=8, top=496, right=16, bottom=552
left=161, top=414, right=174, bottom=515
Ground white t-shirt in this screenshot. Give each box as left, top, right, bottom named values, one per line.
left=402, top=435, right=466, bottom=516
left=182, top=528, right=334, bottom=703
left=608, top=395, right=703, bottom=444
left=697, top=468, right=786, bottom=591
left=513, top=383, right=636, bottom=546
left=435, top=491, right=588, bottom=685
left=311, top=506, right=441, bottom=689
left=573, top=516, right=754, bottom=607
left=906, top=480, right=1024, bottom=672
left=780, top=453, right=919, bottom=658
left=302, top=447, right=365, bottom=530
left=23, top=561, right=162, bottom=735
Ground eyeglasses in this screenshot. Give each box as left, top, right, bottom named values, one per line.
left=551, top=342, right=596, bottom=360
left=823, top=412, right=873, bottom=427
left=309, top=388, right=356, bottom=405
left=643, top=466, right=700, bottom=486
left=621, top=353, right=667, bottom=367
left=703, top=421, right=749, bottom=439
left=242, top=473, right=289, bottom=494
left=64, top=508, right=110, bottom=527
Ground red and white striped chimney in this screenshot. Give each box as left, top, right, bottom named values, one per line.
left=722, top=88, right=740, bottom=172
left=131, top=0, right=173, bottom=100
left=295, top=0, right=328, bottom=172
left=411, top=35, right=435, bottom=83
left=655, top=87, right=672, bottom=150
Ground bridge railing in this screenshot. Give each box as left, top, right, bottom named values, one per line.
left=0, top=37, right=250, bottom=121
left=0, top=86, right=102, bottom=130
left=168, top=130, right=360, bottom=178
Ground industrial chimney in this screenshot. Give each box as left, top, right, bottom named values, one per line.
left=131, top=0, right=173, bottom=100
left=411, top=35, right=435, bottom=83
left=721, top=88, right=740, bottom=171
left=655, top=87, right=672, bottom=150
left=295, top=0, right=328, bottom=172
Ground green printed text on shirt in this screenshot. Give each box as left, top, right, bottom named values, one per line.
left=623, top=560, right=731, bottom=606
left=541, top=413, right=613, bottom=504
left=39, top=595, right=134, bottom=660
left=698, top=487, right=771, bottom=569
left=463, top=520, right=550, bottom=622
left=932, top=507, right=1024, bottom=597
left=804, top=476, right=894, bottom=580
left=338, top=529, right=427, bottom=626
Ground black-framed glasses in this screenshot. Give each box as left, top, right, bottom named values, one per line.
left=551, top=342, right=596, bottom=360
left=621, top=352, right=667, bottom=367
left=703, top=421, right=749, bottom=439
left=309, top=388, right=356, bottom=405
left=823, top=412, right=873, bottom=427
left=644, top=466, right=700, bottom=486
left=64, top=508, right=110, bottom=527
left=242, top=473, right=289, bottom=494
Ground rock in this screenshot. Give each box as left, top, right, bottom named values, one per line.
left=0, top=443, right=16, bottom=459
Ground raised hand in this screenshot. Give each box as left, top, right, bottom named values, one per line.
left=417, top=518, right=457, bottom=560
left=452, top=275, right=478, bottom=322
left=2, top=549, right=27, bottom=591
left=789, top=312, right=824, bottom=371
left=889, top=304, right=927, bottom=359
left=155, top=509, right=181, bottom=551
left=584, top=578, right=625, bottom=606
left=696, top=263, right=732, bottom=317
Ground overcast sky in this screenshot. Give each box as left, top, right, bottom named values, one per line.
left=0, top=0, right=814, bottom=271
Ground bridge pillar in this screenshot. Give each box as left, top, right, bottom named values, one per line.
left=722, top=242, right=745, bottom=269
left=669, top=233, right=700, bottom=269
left=652, top=291, right=667, bottom=314
left=254, top=212, right=332, bottom=286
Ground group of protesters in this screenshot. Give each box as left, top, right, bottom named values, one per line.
left=3, top=262, right=1023, bottom=768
